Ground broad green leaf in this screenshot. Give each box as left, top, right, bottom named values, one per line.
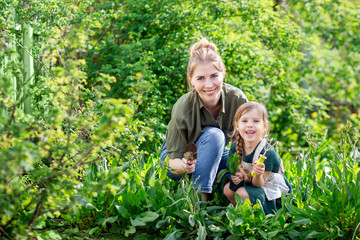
left=330, top=160, right=342, bottom=179
left=102, top=216, right=118, bottom=227
left=317, top=139, right=332, bottom=153
left=89, top=227, right=101, bottom=235
left=156, top=217, right=170, bottom=229
left=228, top=153, right=240, bottom=175
left=197, top=222, right=206, bottom=240
left=164, top=230, right=182, bottom=240
left=189, top=214, right=195, bottom=227
left=130, top=217, right=146, bottom=227
left=288, top=229, right=301, bottom=238
left=332, top=149, right=343, bottom=162
left=289, top=204, right=313, bottom=218
left=119, top=162, right=131, bottom=171
left=115, top=204, right=130, bottom=218
left=139, top=211, right=159, bottom=222
left=259, top=229, right=267, bottom=239
left=293, top=217, right=311, bottom=225
left=77, top=197, right=96, bottom=210
left=305, top=231, right=320, bottom=239
left=144, top=165, right=155, bottom=187
left=268, top=230, right=279, bottom=238
left=124, top=192, right=141, bottom=208
left=40, top=230, right=62, bottom=240
left=208, top=224, right=221, bottom=232
left=164, top=197, right=187, bottom=209
left=349, top=181, right=359, bottom=199
left=131, top=211, right=159, bottom=227
left=124, top=226, right=136, bottom=237
left=234, top=218, right=244, bottom=226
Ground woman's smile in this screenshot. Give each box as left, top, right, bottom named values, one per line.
left=189, top=63, right=224, bottom=109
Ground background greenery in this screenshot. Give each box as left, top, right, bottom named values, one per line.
left=0, top=0, right=359, bottom=239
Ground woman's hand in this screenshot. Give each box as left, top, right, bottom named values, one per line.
left=231, top=172, right=244, bottom=185
left=182, top=158, right=196, bottom=173
left=252, top=162, right=265, bottom=176
left=169, top=158, right=196, bottom=176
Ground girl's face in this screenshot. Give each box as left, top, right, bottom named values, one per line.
left=188, top=63, right=224, bottom=109
left=236, top=108, right=267, bottom=146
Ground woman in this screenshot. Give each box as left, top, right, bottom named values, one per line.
left=160, top=38, right=248, bottom=201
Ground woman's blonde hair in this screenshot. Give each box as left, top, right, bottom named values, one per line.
left=187, top=38, right=225, bottom=90
left=230, top=101, right=270, bottom=163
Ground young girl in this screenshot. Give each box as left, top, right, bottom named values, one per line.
left=223, top=101, right=292, bottom=215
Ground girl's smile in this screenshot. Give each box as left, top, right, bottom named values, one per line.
left=237, top=108, right=267, bottom=150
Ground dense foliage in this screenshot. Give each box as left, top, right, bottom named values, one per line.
left=0, top=0, right=359, bottom=239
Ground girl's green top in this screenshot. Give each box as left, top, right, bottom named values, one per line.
left=228, top=140, right=292, bottom=215
left=229, top=141, right=281, bottom=173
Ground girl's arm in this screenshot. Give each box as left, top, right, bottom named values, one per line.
left=251, top=163, right=271, bottom=187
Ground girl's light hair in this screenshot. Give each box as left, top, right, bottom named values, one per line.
left=187, top=38, right=225, bottom=90
left=230, top=101, right=270, bottom=162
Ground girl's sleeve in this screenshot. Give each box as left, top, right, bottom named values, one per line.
left=263, top=148, right=281, bottom=172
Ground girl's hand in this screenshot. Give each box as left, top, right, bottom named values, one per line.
left=252, top=162, right=265, bottom=176
left=231, top=172, right=244, bottom=185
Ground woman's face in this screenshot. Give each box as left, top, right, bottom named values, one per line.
left=188, top=63, right=224, bottom=109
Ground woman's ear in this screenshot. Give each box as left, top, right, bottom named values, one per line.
left=188, top=75, right=195, bottom=91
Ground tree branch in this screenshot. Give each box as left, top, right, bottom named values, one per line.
left=0, top=225, right=14, bottom=240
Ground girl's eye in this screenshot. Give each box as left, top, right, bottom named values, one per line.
left=211, top=74, right=218, bottom=78
left=197, top=77, right=203, bottom=81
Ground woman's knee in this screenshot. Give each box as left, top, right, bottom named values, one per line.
left=205, top=127, right=225, bottom=144
left=197, top=127, right=226, bottom=148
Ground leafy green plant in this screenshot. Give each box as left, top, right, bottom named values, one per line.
left=0, top=1, right=134, bottom=239
left=217, top=153, right=239, bottom=184
left=224, top=195, right=294, bottom=240
left=283, top=124, right=360, bottom=239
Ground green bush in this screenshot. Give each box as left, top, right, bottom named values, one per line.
left=1, top=0, right=360, bottom=239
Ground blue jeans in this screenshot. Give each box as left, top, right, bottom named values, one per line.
left=160, top=127, right=229, bottom=193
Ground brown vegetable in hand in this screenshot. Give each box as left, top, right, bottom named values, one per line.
left=184, top=142, right=197, bottom=165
